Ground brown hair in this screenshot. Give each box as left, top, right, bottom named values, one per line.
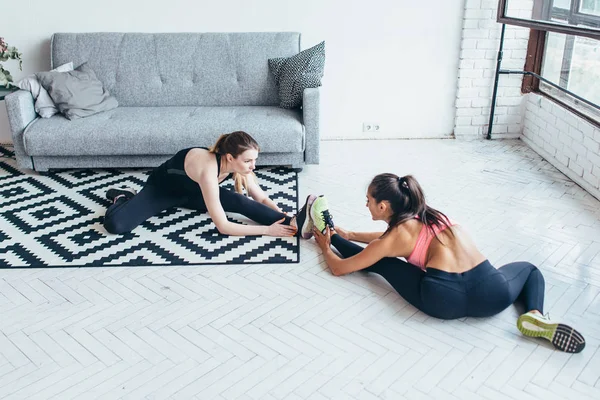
left=368, top=174, right=453, bottom=241
left=209, top=131, right=260, bottom=194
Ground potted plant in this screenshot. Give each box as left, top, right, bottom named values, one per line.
left=0, top=37, right=22, bottom=88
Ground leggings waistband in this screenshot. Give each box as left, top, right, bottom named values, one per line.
left=425, top=259, right=496, bottom=281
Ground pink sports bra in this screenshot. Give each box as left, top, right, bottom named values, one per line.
left=406, top=218, right=456, bottom=269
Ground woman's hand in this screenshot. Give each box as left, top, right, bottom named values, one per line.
left=266, top=218, right=297, bottom=237
left=313, top=226, right=332, bottom=250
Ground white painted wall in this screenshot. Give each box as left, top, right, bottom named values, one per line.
left=0, top=0, right=465, bottom=143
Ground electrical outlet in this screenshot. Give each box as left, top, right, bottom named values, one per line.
left=362, top=122, right=380, bottom=132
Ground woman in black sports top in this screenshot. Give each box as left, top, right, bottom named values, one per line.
left=103, top=131, right=312, bottom=237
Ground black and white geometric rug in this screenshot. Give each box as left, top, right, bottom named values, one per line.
left=0, top=145, right=299, bottom=268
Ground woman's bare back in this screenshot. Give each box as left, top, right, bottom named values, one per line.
left=389, top=220, right=486, bottom=273
left=426, top=225, right=486, bottom=273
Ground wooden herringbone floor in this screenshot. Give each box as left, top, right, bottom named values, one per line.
left=1, top=139, right=599, bottom=399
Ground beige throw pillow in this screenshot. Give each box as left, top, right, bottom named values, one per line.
left=16, top=62, right=74, bottom=118
left=36, top=63, right=118, bottom=120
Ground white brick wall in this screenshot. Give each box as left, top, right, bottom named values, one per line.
left=455, top=1, right=600, bottom=200
left=522, top=94, right=600, bottom=199
left=454, top=0, right=532, bottom=139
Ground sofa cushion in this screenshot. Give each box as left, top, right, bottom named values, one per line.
left=23, top=106, right=304, bottom=156
left=51, top=32, right=301, bottom=107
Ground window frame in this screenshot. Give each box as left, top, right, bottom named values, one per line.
left=497, top=0, right=600, bottom=39
left=516, top=1, right=600, bottom=126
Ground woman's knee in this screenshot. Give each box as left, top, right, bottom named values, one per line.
left=220, top=189, right=250, bottom=211
left=519, top=262, right=544, bottom=280
left=520, top=261, right=538, bottom=270
left=528, top=263, right=545, bottom=284
left=103, top=215, right=133, bottom=234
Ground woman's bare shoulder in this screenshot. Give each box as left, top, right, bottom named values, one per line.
left=186, top=147, right=212, bottom=161
left=185, top=148, right=216, bottom=181
left=374, top=224, right=410, bottom=246
left=382, top=220, right=421, bottom=257
left=395, top=219, right=422, bottom=238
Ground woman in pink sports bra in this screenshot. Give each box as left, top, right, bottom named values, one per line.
left=310, top=173, right=585, bottom=353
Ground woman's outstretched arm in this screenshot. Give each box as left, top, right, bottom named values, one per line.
left=245, top=174, right=285, bottom=213
left=335, top=226, right=384, bottom=244
left=313, top=227, right=392, bottom=276
left=200, top=172, right=295, bottom=237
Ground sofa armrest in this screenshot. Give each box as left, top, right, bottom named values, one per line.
left=302, top=87, right=321, bottom=164
left=5, top=90, right=36, bottom=169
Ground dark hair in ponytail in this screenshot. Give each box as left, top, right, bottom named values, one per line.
left=209, top=131, right=260, bottom=194
left=368, top=174, right=453, bottom=241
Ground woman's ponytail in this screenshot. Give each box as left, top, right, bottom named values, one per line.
left=209, top=133, right=230, bottom=154
left=369, top=174, right=452, bottom=241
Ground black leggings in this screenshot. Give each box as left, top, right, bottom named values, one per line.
left=331, top=234, right=545, bottom=320
left=104, top=177, right=291, bottom=235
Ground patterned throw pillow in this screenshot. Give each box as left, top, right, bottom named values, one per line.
left=269, top=41, right=325, bottom=109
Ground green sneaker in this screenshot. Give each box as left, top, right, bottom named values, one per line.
left=517, top=311, right=585, bottom=353
left=310, top=195, right=335, bottom=233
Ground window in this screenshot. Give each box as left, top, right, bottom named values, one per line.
left=540, top=1, right=600, bottom=120
left=500, top=0, right=600, bottom=122
left=500, top=0, right=600, bottom=37
left=542, top=33, right=599, bottom=103
left=581, top=0, right=600, bottom=15
left=544, top=0, right=600, bottom=28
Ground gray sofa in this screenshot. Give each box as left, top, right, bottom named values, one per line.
left=5, top=32, right=321, bottom=172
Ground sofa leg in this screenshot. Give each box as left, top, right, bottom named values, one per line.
left=291, top=165, right=303, bottom=173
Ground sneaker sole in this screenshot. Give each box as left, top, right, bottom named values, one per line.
left=309, top=196, right=329, bottom=234
left=106, top=188, right=137, bottom=201
left=301, top=194, right=317, bottom=239
left=517, top=314, right=585, bottom=353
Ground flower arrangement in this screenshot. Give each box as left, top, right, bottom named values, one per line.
left=0, top=37, right=22, bottom=88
